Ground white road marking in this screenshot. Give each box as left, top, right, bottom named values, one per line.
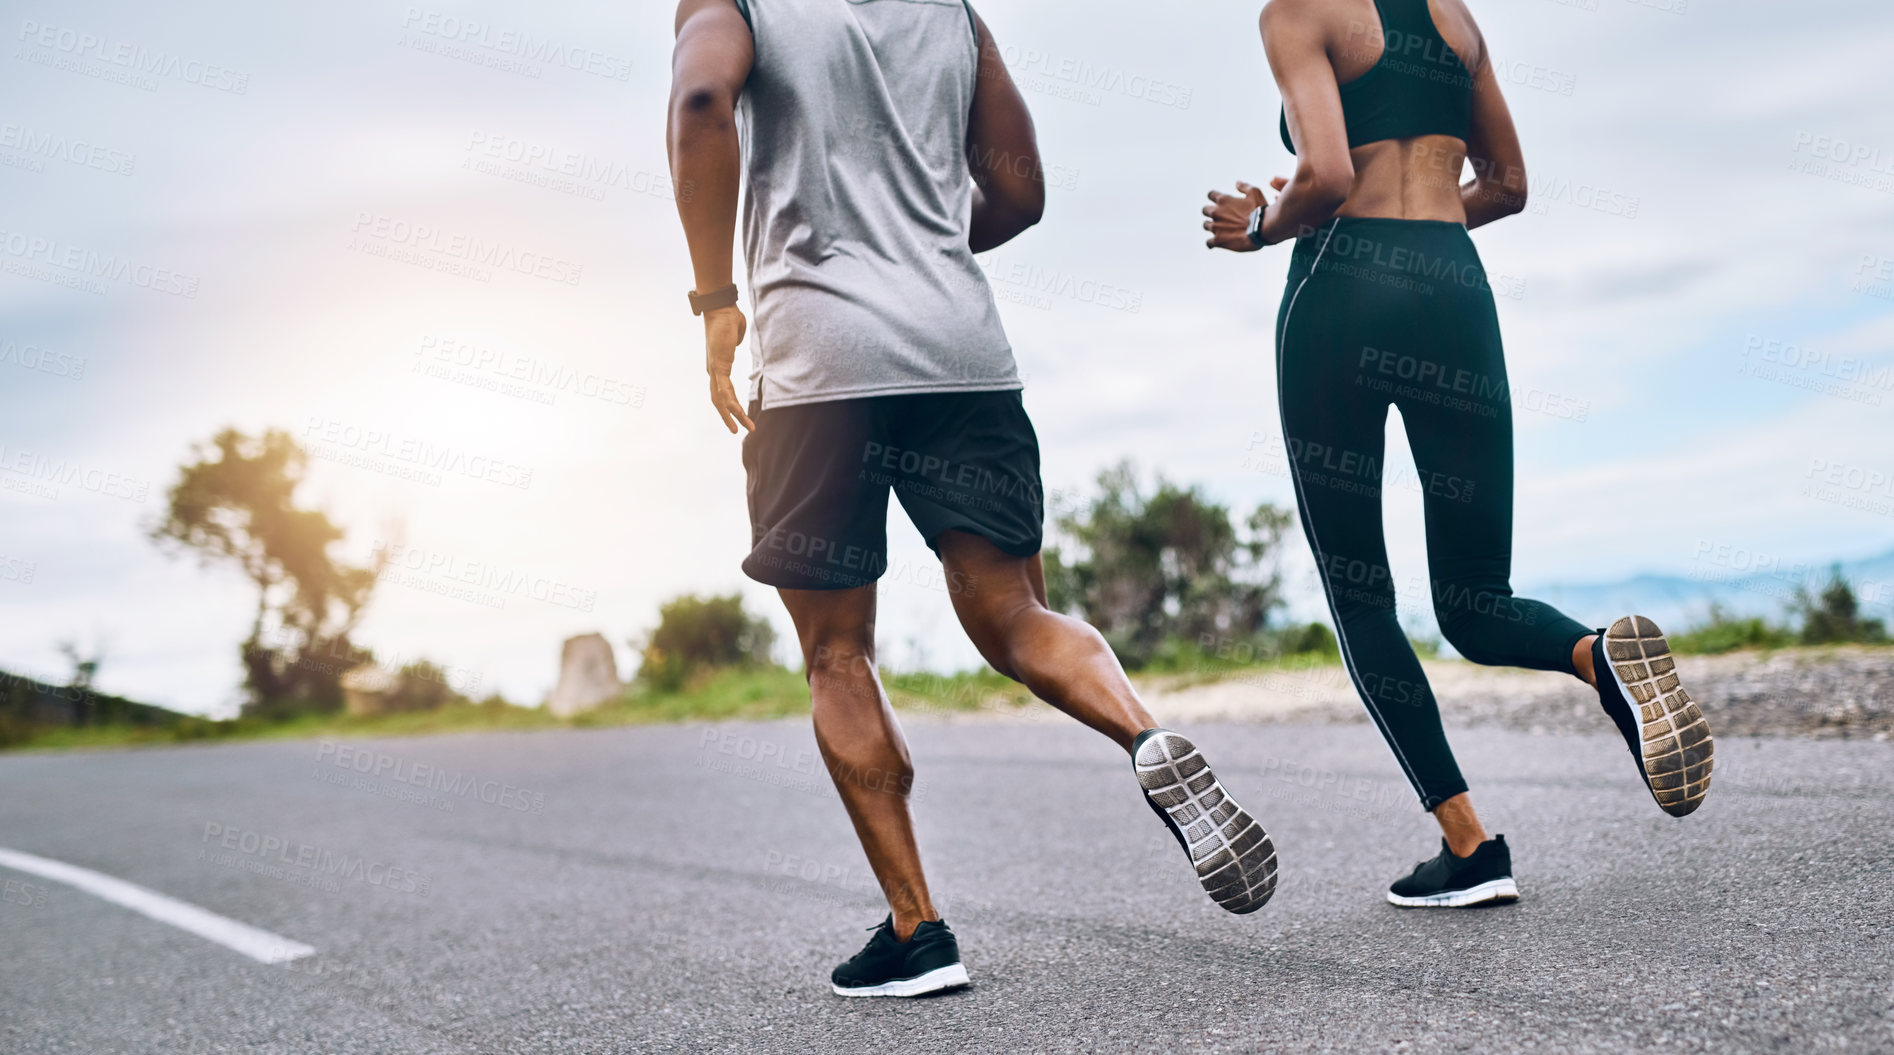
left=0, top=846, right=315, bottom=965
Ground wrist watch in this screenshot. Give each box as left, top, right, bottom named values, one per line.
left=688, top=283, right=739, bottom=315
left=1246, top=205, right=1268, bottom=248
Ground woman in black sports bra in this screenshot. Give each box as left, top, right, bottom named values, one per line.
left=1201, top=0, right=1715, bottom=908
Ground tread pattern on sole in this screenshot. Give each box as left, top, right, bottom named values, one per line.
left=1607, top=615, right=1714, bottom=817
left=1135, top=732, right=1277, bottom=914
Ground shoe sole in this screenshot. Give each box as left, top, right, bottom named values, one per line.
left=1604, top=616, right=1714, bottom=817
left=1385, top=877, right=1520, bottom=909
left=830, top=962, right=970, bottom=998
left=1134, top=730, right=1277, bottom=914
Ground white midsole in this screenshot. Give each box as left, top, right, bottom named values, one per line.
left=1385, top=877, right=1520, bottom=908
left=831, top=962, right=970, bottom=998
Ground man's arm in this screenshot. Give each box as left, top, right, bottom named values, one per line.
left=965, top=9, right=1044, bottom=253
left=668, top=0, right=754, bottom=433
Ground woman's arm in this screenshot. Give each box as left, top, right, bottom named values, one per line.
left=1458, top=39, right=1528, bottom=229
left=1205, top=0, right=1354, bottom=251
left=965, top=9, right=1045, bottom=252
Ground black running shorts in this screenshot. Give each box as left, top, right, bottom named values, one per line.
left=740, top=390, right=1043, bottom=590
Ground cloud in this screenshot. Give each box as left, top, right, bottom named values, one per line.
left=1, top=0, right=1890, bottom=711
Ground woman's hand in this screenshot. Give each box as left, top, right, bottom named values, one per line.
left=1203, top=178, right=1289, bottom=251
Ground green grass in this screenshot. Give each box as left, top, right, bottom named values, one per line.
left=0, top=665, right=1046, bottom=753
left=576, top=665, right=813, bottom=725
left=1136, top=624, right=1341, bottom=677
left=19, top=628, right=1885, bottom=754
left=1136, top=647, right=1342, bottom=692
left=4, top=698, right=568, bottom=753
left=884, top=668, right=1035, bottom=714
left=1668, top=615, right=1798, bottom=655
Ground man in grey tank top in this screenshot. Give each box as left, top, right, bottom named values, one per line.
left=669, top=0, right=1278, bottom=996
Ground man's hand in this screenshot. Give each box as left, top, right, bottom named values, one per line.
left=704, top=305, right=754, bottom=433
left=1203, top=179, right=1282, bottom=251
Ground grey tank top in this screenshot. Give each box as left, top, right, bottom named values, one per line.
left=736, top=0, right=1020, bottom=409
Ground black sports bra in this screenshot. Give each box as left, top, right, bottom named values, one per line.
left=1278, top=0, right=1474, bottom=154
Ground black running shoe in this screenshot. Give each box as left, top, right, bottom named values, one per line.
left=1387, top=835, right=1519, bottom=908
left=1593, top=615, right=1714, bottom=817
left=829, top=916, right=969, bottom=998
left=1132, top=728, right=1277, bottom=914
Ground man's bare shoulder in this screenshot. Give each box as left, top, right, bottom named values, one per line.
left=675, top=0, right=744, bottom=37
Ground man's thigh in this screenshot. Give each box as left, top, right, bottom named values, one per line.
left=740, top=397, right=891, bottom=590
left=874, top=390, right=1044, bottom=562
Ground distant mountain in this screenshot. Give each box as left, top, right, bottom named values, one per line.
left=1523, top=546, right=1894, bottom=632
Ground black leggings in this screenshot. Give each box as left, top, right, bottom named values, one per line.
left=1274, top=217, right=1592, bottom=810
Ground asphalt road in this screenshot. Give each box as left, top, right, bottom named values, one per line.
left=2, top=716, right=1890, bottom=1054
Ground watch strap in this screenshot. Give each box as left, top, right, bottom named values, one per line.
left=1246, top=205, right=1268, bottom=248
left=689, top=284, right=740, bottom=315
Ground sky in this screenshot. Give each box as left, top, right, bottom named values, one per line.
left=1, top=0, right=1892, bottom=717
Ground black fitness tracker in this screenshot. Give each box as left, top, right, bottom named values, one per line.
left=688, top=284, right=740, bottom=315
left=1246, top=205, right=1268, bottom=248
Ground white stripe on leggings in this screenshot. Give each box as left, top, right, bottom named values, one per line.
left=1273, top=219, right=1429, bottom=800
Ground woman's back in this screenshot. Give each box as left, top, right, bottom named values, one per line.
left=1272, top=0, right=1502, bottom=224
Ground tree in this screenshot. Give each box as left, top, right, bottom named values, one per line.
left=55, top=640, right=103, bottom=726
left=150, top=428, right=382, bottom=716
left=1797, top=567, right=1888, bottom=646
left=637, top=593, right=778, bottom=690
left=1044, top=462, right=1293, bottom=667
left=56, top=640, right=101, bottom=692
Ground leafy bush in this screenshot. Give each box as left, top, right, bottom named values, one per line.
left=383, top=661, right=458, bottom=714
left=1044, top=462, right=1294, bottom=669
left=637, top=593, right=778, bottom=690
